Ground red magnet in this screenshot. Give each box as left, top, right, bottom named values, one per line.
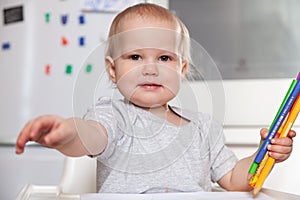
left=45, top=64, right=51, bottom=75
left=61, top=36, right=68, bottom=46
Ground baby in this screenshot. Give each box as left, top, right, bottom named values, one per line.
left=16, top=3, right=296, bottom=193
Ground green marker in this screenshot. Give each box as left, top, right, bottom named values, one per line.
left=249, top=162, right=258, bottom=175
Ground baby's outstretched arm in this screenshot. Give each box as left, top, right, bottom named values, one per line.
left=16, top=115, right=107, bottom=157
left=218, top=128, right=296, bottom=191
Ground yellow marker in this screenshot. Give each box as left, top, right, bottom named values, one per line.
left=253, top=94, right=300, bottom=195
left=253, top=155, right=276, bottom=195
left=249, top=153, right=269, bottom=187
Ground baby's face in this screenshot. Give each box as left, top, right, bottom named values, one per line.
left=107, top=17, right=187, bottom=109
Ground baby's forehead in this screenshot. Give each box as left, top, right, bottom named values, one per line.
left=118, top=15, right=179, bottom=31
left=109, top=28, right=183, bottom=59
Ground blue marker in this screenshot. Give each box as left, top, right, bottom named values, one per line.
left=254, top=79, right=300, bottom=164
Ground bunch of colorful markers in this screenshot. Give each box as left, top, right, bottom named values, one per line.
left=248, top=72, right=300, bottom=195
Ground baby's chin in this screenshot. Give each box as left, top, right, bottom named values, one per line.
left=129, top=98, right=173, bottom=112
left=130, top=101, right=161, bottom=110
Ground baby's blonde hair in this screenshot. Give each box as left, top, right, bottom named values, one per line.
left=106, top=3, right=191, bottom=64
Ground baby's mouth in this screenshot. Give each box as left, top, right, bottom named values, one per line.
left=139, top=83, right=162, bottom=90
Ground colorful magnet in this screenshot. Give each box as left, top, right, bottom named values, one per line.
left=65, top=64, right=72, bottom=74
left=45, top=12, right=51, bottom=23
left=79, top=36, right=85, bottom=46
left=79, top=14, right=85, bottom=25
left=61, top=14, right=68, bottom=25
left=61, top=36, right=68, bottom=46
left=45, top=64, right=51, bottom=75
left=86, top=64, right=92, bottom=73
left=2, top=42, right=10, bottom=50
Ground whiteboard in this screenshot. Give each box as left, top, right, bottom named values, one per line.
left=0, top=0, right=117, bottom=141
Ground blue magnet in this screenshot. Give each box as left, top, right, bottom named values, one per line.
left=61, top=14, right=68, bottom=25
left=79, top=15, right=85, bottom=25
left=2, top=42, right=10, bottom=50
left=79, top=36, right=85, bottom=46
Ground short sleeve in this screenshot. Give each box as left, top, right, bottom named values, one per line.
left=207, top=118, right=238, bottom=182
left=83, top=97, right=121, bottom=160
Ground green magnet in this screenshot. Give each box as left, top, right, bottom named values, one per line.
left=86, top=64, right=92, bottom=73
left=65, top=64, right=73, bottom=74
left=45, top=12, right=51, bottom=23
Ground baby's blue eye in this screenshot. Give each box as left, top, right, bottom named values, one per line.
left=159, top=55, right=171, bottom=61
left=130, top=55, right=142, bottom=60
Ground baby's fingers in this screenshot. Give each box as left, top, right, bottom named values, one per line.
left=16, top=115, right=60, bottom=154
left=268, top=151, right=291, bottom=162
left=16, top=120, right=34, bottom=154
left=271, top=137, right=293, bottom=146
left=28, top=116, right=54, bottom=141
left=260, top=128, right=269, bottom=139
left=287, top=129, right=296, bottom=139
left=268, top=137, right=293, bottom=162
left=268, top=143, right=292, bottom=154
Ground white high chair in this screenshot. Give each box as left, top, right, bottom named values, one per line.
left=59, top=156, right=97, bottom=194
left=16, top=156, right=97, bottom=199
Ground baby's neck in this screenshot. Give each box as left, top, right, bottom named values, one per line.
left=148, top=105, right=190, bottom=127
left=147, top=104, right=169, bottom=115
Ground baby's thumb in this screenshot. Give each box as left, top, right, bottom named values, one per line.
left=259, top=128, right=269, bottom=145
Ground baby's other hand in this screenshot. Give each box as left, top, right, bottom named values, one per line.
left=15, top=115, right=75, bottom=154
left=260, top=128, right=296, bottom=163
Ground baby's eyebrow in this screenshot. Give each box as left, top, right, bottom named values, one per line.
left=122, top=50, right=139, bottom=55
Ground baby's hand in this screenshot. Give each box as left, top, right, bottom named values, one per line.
left=260, top=128, right=296, bottom=163
left=16, top=115, right=76, bottom=154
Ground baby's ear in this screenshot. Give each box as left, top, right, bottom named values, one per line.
left=181, top=59, right=188, bottom=76
left=105, top=56, right=116, bottom=83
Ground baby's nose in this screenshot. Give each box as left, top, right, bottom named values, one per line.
left=141, top=63, right=159, bottom=76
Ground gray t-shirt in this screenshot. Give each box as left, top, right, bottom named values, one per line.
left=84, top=97, right=238, bottom=193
